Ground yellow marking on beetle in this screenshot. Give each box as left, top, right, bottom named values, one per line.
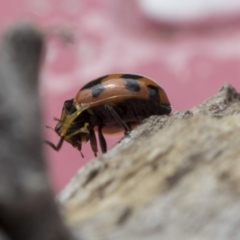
left=66, top=122, right=89, bottom=139
left=59, top=110, right=83, bottom=137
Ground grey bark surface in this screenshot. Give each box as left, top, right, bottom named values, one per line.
left=59, top=85, right=240, bottom=240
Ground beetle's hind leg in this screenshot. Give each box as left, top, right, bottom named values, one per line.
left=105, top=104, right=130, bottom=135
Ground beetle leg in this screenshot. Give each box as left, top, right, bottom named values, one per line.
left=74, top=142, right=84, bottom=158
left=125, top=123, right=132, bottom=136
left=44, top=137, right=64, bottom=151
left=105, top=104, right=130, bottom=135
left=89, top=128, right=98, bottom=157
left=98, top=125, right=107, bottom=153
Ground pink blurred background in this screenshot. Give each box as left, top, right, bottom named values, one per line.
left=1, top=0, right=240, bottom=192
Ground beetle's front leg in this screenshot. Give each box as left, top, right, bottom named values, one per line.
left=44, top=137, right=64, bottom=151
left=98, top=125, right=107, bottom=153
left=89, top=128, right=98, bottom=157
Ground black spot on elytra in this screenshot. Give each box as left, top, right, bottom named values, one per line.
left=92, top=84, right=105, bottom=98
left=120, top=74, right=143, bottom=79
left=81, top=75, right=109, bottom=90
left=124, top=79, right=140, bottom=92
left=147, top=85, right=160, bottom=101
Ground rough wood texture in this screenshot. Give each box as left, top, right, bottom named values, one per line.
left=59, top=84, right=240, bottom=240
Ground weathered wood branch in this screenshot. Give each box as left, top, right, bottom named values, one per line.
left=0, top=23, right=73, bottom=240
left=59, top=84, right=240, bottom=240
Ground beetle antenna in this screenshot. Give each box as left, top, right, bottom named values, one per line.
left=45, top=125, right=55, bottom=131
left=53, top=117, right=62, bottom=122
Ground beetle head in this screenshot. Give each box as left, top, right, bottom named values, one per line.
left=45, top=99, right=90, bottom=156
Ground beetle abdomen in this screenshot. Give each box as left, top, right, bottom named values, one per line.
left=89, top=98, right=171, bottom=134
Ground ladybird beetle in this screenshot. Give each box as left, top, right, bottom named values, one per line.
left=45, top=73, right=171, bottom=157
